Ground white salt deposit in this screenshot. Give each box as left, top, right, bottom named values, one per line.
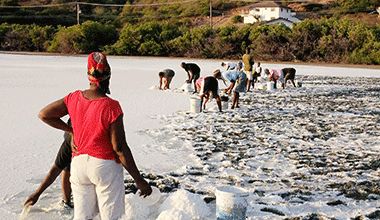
left=158, top=189, right=211, bottom=219
left=0, top=53, right=379, bottom=219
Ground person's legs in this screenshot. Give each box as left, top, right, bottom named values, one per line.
left=244, top=71, right=252, bottom=92
left=193, top=74, right=200, bottom=93
left=61, top=169, right=72, bottom=205
left=285, top=72, right=296, bottom=88
left=166, top=77, right=173, bottom=89
left=89, top=157, right=125, bottom=220
left=252, top=76, right=257, bottom=89
left=291, top=79, right=296, bottom=87
left=232, top=92, right=240, bottom=109
left=70, top=155, right=99, bottom=220
left=162, top=78, right=168, bottom=90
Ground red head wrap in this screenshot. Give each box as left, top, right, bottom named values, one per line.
left=87, top=52, right=111, bottom=86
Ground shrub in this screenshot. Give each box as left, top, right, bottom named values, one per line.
left=0, top=23, right=55, bottom=51
left=231, top=15, right=243, bottom=23
left=48, top=21, right=117, bottom=53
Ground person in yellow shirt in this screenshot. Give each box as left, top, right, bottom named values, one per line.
left=242, top=48, right=255, bottom=92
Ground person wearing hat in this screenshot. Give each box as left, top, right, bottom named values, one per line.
left=195, top=69, right=225, bottom=112
left=181, top=62, right=201, bottom=93
left=38, top=52, right=152, bottom=220
left=158, top=69, right=175, bottom=90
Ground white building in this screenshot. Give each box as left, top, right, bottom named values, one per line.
left=241, top=1, right=300, bottom=28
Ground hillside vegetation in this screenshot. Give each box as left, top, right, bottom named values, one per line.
left=0, top=0, right=379, bottom=65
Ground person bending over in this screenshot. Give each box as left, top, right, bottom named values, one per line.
left=222, top=69, right=247, bottom=109
left=280, top=67, right=297, bottom=89
left=264, top=68, right=280, bottom=89
left=24, top=120, right=73, bottom=209
left=158, top=69, right=175, bottom=90
left=181, top=62, right=201, bottom=93
left=196, top=70, right=225, bottom=112
left=221, top=62, right=237, bottom=71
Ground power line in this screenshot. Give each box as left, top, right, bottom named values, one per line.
left=0, top=0, right=199, bottom=9
left=0, top=3, right=74, bottom=8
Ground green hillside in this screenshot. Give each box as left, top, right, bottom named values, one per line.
left=0, top=1, right=379, bottom=65
left=1, top=0, right=378, bottom=27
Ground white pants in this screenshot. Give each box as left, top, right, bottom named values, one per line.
left=243, top=70, right=253, bottom=80
left=70, top=154, right=124, bottom=220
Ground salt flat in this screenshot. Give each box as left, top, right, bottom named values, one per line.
left=0, top=53, right=379, bottom=219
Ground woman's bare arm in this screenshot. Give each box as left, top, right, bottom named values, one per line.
left=39, top=98, right=72, bottom=133
left=110, top=115, right=152, bottom=196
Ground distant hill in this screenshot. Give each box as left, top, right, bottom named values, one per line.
left=1, top=0, right=379, bottom=27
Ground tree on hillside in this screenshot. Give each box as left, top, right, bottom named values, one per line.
left=337, top=0, right=377, bottom=13
left=0, top=0, right=18, bottom=6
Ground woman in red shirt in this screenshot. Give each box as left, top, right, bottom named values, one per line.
left=39, top=52, right=151, bottom=219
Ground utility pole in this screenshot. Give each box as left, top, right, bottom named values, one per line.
left=209, top=0, right=212, bottom=29
left=76, top=3, right=81, bottom=25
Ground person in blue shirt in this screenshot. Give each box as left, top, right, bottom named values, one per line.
left=221, top=62, right=237, bottom=71
left=222, top=68, right=247, bottom=109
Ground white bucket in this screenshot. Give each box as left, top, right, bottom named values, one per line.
left=135, top=186, right=161, bottom=206
left=222, top=101, right=228, bottom=110
left=266, top=82, right=275, bottom=91
left=181, top=83, right=194, bottom=93
left=215, top=186, right=249, bottom=220
left=190, top=96, right=201, bottom=113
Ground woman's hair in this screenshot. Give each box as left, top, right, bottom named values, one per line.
left=99, top=79, right=110, bottom=94
left=264, top=68, right=270, bottom=75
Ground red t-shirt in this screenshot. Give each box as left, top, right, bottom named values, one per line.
left=64, top=90, right=123, bottom=160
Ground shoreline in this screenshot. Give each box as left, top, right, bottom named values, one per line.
left=1, top=50, right=380, bottom=70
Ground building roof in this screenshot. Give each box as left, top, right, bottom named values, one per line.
left=250, top=1, right=285, bottom=8
left=265, top=18, right=295, bottom=24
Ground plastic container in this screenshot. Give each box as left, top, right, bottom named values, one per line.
left=190, top=96, right=201, bottom=113
left=222, top=101, right=228, bottom=110
left=135, top=186, right=161, bottom=206
left=181, top=83, right=193, bottom=93
left=266, top=82, right=275, bottom=91
left=215, top=186, right=249, bottom=220
left=221, top=96, right=229, bottom=110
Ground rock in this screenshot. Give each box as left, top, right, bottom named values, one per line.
left=260, top=207, right=285, bottom=216
left=326, top=200, right=346, bottom=206
left=366, top=210, right=380, bottom=219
